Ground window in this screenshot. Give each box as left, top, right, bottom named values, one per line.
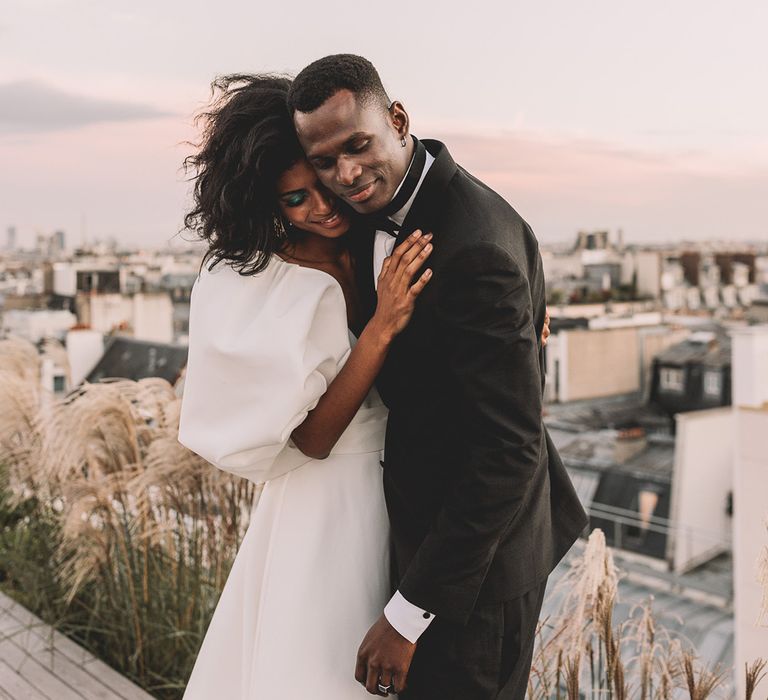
left=703, top=370, right=722, bottom=398
left=660, top=367, right=685, bottom=392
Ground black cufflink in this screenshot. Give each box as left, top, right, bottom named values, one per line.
left=423, top=612, right=431, bottom=619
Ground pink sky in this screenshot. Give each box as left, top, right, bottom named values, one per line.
left=2, top=117, right=765, bottom=249
left=2, top=1, right=767, bottom=247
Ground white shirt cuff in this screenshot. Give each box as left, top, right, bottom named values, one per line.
left=383, top=590, right=435, bottom=644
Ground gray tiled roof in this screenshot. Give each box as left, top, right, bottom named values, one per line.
left=85, top=336, right=188, bottom=385
left=655, top=331, right=732, bottom=368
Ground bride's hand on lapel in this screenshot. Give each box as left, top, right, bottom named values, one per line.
left=368, top=229, right=434, bottom=345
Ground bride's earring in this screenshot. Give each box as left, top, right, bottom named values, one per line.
left=400, top=136, right=407, bottom=147
left=273, top=215, right=287, bottom=239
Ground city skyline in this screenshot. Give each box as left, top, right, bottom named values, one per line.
left=2, top=1, right=767, bottom=247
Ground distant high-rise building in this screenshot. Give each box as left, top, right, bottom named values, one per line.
left=6, top=226, right=16, bottom=250
left=52, top=230, right=66, bottom=255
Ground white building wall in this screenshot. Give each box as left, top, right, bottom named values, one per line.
left=132, top=293, right=173, bottom=343
left=40, top=357, right=68, bottom=396
left=52, top=263, right=77, bottom=296
left=731, top=327, right=768, bottom=408
left=544, top=334, right=561, bottom=404
left=670, top=408, right=733, bottom=574
left=619, top=250, right=635, bottom=286
left=635, top=251, right=662, bottom=299
left=733, top=407, right=768, bottom=698
left=88, top=294, right=133, bottom=334
left=559, top=327, right=640, bottom=402
left=2, top=309, right=76, bottom=343
left=541, top=251, right=583, bottom=282
left=731, top=325, right=768, bottom=697
left=589, top=312, right=663, bottom=330
left=66, top=329, right=105, bottom=386
left=549, top=300, right=658, bottom=321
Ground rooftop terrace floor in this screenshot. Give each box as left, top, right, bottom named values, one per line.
left=0, top=591, right=155, bottom=700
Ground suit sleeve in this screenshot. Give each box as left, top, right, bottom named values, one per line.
left=397, top=240, right=544, bottom=624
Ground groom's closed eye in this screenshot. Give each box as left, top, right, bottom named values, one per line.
left=348, top=139, right=370, bottom=154
left=310, top=139, right=371, bottom=170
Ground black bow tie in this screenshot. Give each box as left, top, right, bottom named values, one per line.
left=370, top=216, right=400, bottom=237
left=365, top=136, right=427, bottom=237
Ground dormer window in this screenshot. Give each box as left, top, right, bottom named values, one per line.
left=660, top=367, right=685, bottom=392
left=703, top=370, right=722, bottom=398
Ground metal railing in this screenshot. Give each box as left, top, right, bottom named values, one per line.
left=587, top=500, right=731, bottom=564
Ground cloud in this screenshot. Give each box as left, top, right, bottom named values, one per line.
left=426, top=129, right=768, bottom=242
left=0, top=80, right=173, bottom=133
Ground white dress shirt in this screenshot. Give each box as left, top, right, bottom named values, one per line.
left=373, top=145, right=436, bottom=644
left=372, top=148, right=435, bottom=290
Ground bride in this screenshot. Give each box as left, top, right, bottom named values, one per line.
left=178, top=74, right=432, bottom=698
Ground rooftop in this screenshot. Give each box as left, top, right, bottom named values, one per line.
left=655, top=330, right=732, bottom=368
left=85, top=336, right=188, bottom=385
left=0, top=591, right=154, bottom=700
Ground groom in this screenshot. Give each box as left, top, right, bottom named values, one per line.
left=288, top=55, right=588, bottom=699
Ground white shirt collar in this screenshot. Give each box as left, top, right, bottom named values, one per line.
left=387, top=147, right=436, bottom=227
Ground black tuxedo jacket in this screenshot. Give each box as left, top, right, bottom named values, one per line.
left=354, top=140, right=589, bottom=626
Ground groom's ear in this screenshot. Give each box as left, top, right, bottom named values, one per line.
left=387, top=100, right=410, bottom=139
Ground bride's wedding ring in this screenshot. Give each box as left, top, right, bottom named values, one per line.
left=377, top=681, right=393, bottom=694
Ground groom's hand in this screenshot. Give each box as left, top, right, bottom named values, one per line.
left=355, top=613, right=416, bottom=696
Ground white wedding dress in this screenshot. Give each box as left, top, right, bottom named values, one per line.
left=178, top=256, right=391, bottom=698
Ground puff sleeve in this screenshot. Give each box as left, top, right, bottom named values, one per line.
left=178, top=259, right=351, bottom=484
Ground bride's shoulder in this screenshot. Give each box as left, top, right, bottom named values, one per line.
left=191, top=254, right=345, bottom=331
left=196, top=255, right=338, bottom=299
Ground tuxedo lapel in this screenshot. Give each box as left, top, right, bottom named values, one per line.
left=355, top=141, right=457, bottom=328
left=350, top=224, right=378, bottom=330
left=394, top=140, right=458, bottom=248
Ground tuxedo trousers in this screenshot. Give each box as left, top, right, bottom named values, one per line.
left=401, top=578, right=547, bottom=700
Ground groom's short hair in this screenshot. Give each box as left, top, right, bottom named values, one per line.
left=288, top=54, right=390, bottom=114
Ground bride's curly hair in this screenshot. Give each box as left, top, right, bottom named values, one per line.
left=184, top=74, right=304, bottom=275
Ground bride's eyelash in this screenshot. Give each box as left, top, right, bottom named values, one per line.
left=284, top=193, right=307, bottom=207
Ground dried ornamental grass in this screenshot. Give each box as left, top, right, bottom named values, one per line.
left=528, top=530, right=621, bottom=698
left=0, top=337, right=45, bottom=503
left=744, top=658, right=767, bottom=700
left=37, top=378, right=256, bottom=594
left=554, top=529, right=620, bottom=657
left=758, top=515, right=768, bottom=627
left=681, top=652, right=725, bottom=700
left=0, top=335, right=41, bottom=382
left=564, top=653, right=581, bottom=700
left=0, top=362, right=257, bottom=696
left=526, top=530, right=736, bottom=700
